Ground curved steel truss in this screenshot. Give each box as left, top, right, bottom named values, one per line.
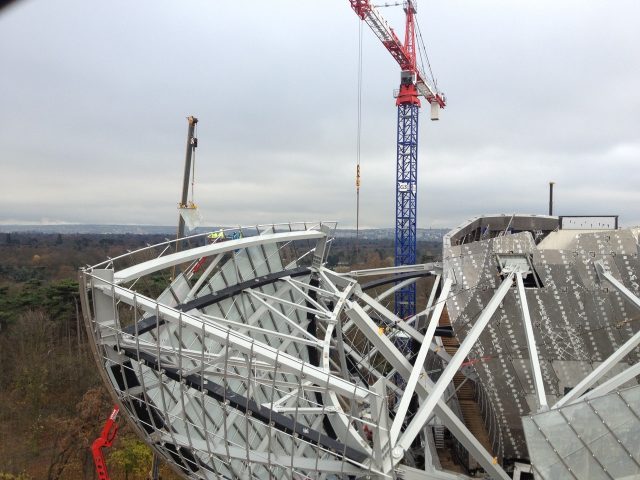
left=80, top=222, right=515, bottom=480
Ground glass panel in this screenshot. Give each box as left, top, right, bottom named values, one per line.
left=589, top=432, right=639, bottom=479
left=609, top=389, right=640, bottom=467
left=544, top=459, right=576, bottom=480
left=592, top=393, right=633, bottom=431
left=619, top=385, right=640, bottom=408
left=563, top=401, right=607, bottom=444
left=564, top=445, right=609, bottom=480
left=611, top=420, right=640, bottom=465
left=534, top=409, right=581, bottom=458
left=523, top=416, right=569, bottom=479
left=592, top=391, right=640, bottom=472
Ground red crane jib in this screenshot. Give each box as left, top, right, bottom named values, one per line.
left=382, top=40, right=413, bottom=71
left=348, top=0, right=445, bottom=108
left=351, top=1, right=414, bottom=71
left=349, top=0, right=371, bottom=19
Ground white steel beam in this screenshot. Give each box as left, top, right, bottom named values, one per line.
left=114, top=230, right=324, bottom=283
left=340, top=339, right=403, bottom=396
left=426, top=274, right=441, bottom=313
left=356, top=287, right=455, bottom=370
left=371, top=379, right=393, bottom=473
left=554, top=329, right=640, bottom=408
left=345, top=301, right=511, bottom=480
left=357, top=291, right=426, bottom=342
left=184, top=253, right=225, bottom=301
left=160, top=432, right=367, bottom=475
left=271, top=407, right=337, bottom=414
left=348, top=263, right=438, bottom=277
left=281, top=277, right=328, bottom=312
left=515, top=272, right=548, bottom=411
left=419, top=276, right=451, bottom=337
left=93, top=281, right=370, bottom=401
left=246, top=288, right=329, bottom=318
left=596, top=260, right=640, bottom=310
left=244, top=289, right=319, bottom=343
left=319, top=267, right=355, bottom=290
left=196, top=312, right=319, bottom=348
left=408, top=273, right=441, bottom=328
left=286, top=276, right=339, bottom=298
left=395, top=273, right=515, bottom=458
left=397, top=464, right=469, bottom=480
left=389, top=277, right=453, bottom=443
left=364, top=278, right=418, bottom=311
left=578, top=361, right=640, bottom=402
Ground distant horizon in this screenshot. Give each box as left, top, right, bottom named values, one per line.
left=0, top=223, right=450, bottom=239
left=0, top=222, right=450, bottom=230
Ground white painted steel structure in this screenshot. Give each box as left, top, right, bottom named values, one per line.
left=80, top=216, right=640, bottom=479
left=80, top=222, right=517, bottom=480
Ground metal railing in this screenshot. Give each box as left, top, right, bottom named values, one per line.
left=474, top=378, right=503, bottom=462
left=88, top=221, right=337, bottom=272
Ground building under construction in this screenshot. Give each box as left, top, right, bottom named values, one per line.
left=80, top=213, right=640, bottom=479
left=79, top=0, right=640, bottom=478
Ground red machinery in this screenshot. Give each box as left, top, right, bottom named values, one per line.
left=91, top=406, right=119, bottom=480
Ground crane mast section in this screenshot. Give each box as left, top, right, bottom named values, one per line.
left=349, top=0, right=445, bottom=107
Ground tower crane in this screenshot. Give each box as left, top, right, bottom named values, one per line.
left=349, top=0, right=445, bottom=320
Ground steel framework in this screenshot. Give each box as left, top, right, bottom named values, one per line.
left=81, top=222, right=512, bottom=480
left=394, top=102, right=420, bottom=319
left=81, top=216, right=640, bottom=479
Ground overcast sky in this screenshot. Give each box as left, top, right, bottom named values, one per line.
left=1, top=0, right=639, bottom=229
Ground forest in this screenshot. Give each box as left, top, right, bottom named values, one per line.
left=0, top=232, right=441, bottom=479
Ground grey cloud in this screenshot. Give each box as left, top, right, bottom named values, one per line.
left=1, top=0, right=639, bottom=230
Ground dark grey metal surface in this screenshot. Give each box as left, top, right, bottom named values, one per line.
left=443, top=214, right=640, bottom=460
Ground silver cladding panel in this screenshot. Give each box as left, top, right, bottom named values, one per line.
left=443, top=215, right=640, bottom=460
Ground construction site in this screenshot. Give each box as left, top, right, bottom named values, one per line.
left=1, top=0, right=639, bottom=479
left=77, top=2, right=640, bottom=480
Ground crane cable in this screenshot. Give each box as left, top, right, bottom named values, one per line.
left=415, top=19, right=437, bottom=91
left=356, top=20, right=363, bottom=254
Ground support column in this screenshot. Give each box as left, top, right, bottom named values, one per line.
left=395, top=273, right=514, bottom=453
left=395, top=103, right=419, bottom=321
left=515, top=272, right=548, bottom=411
left=390, top=277, right=452, bottom=443
left=177, top=116, right=198, bottom=245
left=344, top=300, right=511, bottom=480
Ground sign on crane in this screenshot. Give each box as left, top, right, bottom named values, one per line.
left=349, top=0, right=445, bottom=320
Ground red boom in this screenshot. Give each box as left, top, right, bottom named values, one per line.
left=91, top=406, right=120, bottom=480
left=348, top=0, right=446, bottom=109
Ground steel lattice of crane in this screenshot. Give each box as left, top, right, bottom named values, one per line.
left=349, top=0, right=445, bottom=320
